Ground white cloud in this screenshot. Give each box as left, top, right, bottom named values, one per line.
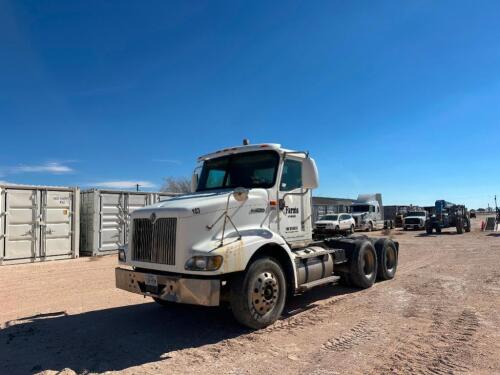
left=90, top=180, right=157, bottom=189
left=11, top=162, right=73, bottom=174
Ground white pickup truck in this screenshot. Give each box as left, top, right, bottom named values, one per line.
left=403, top=211, right=427, bottom=230
left=116, top=142, right=399, bottom=329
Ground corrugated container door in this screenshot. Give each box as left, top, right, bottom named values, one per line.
left=99, top=192, right=124, bottom=252
left=40, top=190, right=74, bottom=257
left=3, top=189, right=40, bottom=261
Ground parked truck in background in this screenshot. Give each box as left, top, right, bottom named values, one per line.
left=350, top=194, right=394, bottom=231
left=403, top=210, right=427, bottom=230
left=425, top=200, right=471, bottom=234
left=115, top=142, right=399, bottom=329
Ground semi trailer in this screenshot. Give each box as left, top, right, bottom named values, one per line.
left=115, top=142, right=399, bottom=329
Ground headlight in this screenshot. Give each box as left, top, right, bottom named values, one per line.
left=185, top=255, right=223, bottom=271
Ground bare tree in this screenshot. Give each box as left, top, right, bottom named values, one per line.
left=161, top=176, right=191, bottom=193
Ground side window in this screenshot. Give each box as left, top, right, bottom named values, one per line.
left=339, top=214, right=345, bottom=220
left=280, top=159, right=302, bottom=191
left=205, top=169, right=226, bottom=189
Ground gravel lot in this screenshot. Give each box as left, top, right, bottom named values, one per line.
left=2, top=218, right=500, bottom=375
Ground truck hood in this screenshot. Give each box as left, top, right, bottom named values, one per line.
left=133, top=189, right=269, bottom=218
left=315, top=220, right=338, bottom=225
left=351, top=213, right=366, bottom=217
left=404, top=216, right=426, bottom=220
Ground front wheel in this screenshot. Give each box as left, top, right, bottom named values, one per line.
left=350, top=224, right=355, bottom=234
left=367, top=222, right=373, bottom=232
left=230, top=257, right=286, bottom=329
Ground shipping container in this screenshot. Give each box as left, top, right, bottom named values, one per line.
left=0, top=184, right=80, bottom=265
left=79, top=189, right=177, bottom=256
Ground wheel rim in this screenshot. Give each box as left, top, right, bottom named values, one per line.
left=386, top=247, right=396, bottom=272
left=361, top=250, right=375, bottom=278
left=251, top=271, right=279, bottom=316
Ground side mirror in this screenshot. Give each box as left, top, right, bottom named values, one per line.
left=302, top=157, right=319, bottom=189
left=191, top=173, right=199, bottom=192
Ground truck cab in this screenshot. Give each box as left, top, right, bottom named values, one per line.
left=116, top=142, right=399, bottom=329
left=349, top=194, right=392, bottom=231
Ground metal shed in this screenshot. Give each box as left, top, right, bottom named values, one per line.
left=79, top=189, right=177, bottom=256
left=0, top=184, right=80, bottom=265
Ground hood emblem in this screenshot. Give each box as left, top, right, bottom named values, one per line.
left=150, top=212, right=157, bottom=223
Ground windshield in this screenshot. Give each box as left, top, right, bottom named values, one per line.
left=197, top=150, right=280, bottom=191
left=351, top=205, right=370, bottom=213
left=320, top=215, right=338, bottom=221
left=406, top=211, right=426, bottom=217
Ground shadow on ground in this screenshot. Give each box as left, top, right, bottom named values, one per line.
left=1, top=285, right=358, bottom=375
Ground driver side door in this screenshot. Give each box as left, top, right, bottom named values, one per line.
left=278, top=158, right=308, bottom=243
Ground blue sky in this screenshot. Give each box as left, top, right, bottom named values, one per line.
left=1, top=1, right=499, bottom=208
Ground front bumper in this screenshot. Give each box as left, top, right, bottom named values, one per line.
left=115, top=267, right=220, bottom=306
left=404, top=224, right=424, bottom=230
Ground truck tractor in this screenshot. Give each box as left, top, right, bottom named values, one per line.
left=115, top=142, right=399, bottom=329
left=349, top=194, right=394, bottom=231
left=425, top=200, right=471, bottom=234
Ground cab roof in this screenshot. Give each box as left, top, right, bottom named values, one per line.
left=197, top=143, right=303, bottom=161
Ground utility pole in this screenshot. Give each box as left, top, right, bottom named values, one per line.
left=136, top=184, right=140, bottom=192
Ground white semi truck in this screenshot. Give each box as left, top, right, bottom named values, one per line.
left=116, top=142, right=399, bottom=329
left=350, top=194, right=394, bottom=231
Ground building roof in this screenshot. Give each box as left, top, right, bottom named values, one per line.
left=312, top=196, right=354, bottom=205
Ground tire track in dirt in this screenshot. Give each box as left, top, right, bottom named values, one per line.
left=320, top=319, right=375, bottom=352
left=374, top=308, right=479, bottom=374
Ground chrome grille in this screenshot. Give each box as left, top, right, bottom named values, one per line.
left=132, top=218, right=176, bottom=265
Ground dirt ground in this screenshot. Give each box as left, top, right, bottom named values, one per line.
left=1, top=218, right=500, bottom=375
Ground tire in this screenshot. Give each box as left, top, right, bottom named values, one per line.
left=426, top=226, right=432, bottom=234
left=349, top=241, right=378, bottom=289
left=465, top=218, right=471, bottom=232
left=230, top=257, right=286, bottom=329
left=338, top=271, right=352, bottom=286
left=436, top=227, right=441, bottom=233
left=335, top=225, right=340, bottom=232
left=456, top=219, right=464, bottom=234
left=350, top=224, right=355, bottom=234
left=390, top=221, right=394, bottom=229
left=367, top=222, right=373, bottom=232
left=374, top=239, right=398, bottom=281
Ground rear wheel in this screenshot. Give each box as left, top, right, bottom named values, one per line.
left=350, top=224, right=355, bottom=234
left=374, top=239, right=398, bottom=280
left=426, top=226, right=433, bottom=234
left=465, top=218, right=471, bottom=232
left=367, top=222, right=373, bottom=232
left=349, top=241, right=378, bottom=289
left=230, top=257, right=286, bottom=329
left=456, top=219, right=464, bottom=234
